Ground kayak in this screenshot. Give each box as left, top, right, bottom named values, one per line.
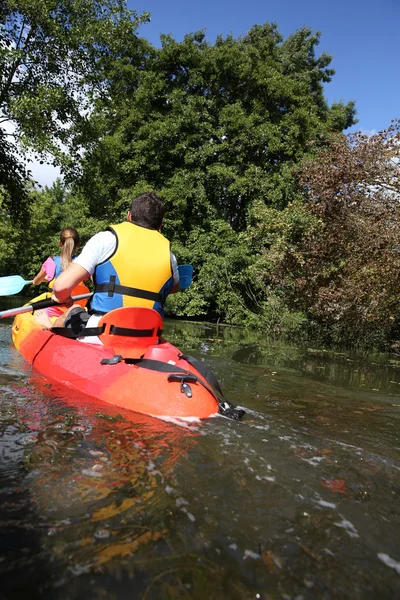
left=11, top=295, right=244, bottom=421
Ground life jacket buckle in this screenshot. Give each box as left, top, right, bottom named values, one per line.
left=108, top=275, right=116, bottom=297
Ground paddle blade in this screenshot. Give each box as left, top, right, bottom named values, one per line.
left=0, top=275, right=33, bottom=296
left=178, top=264, right=193, bottom=290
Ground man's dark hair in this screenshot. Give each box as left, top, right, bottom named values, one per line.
left=129, top=192, right=165, bottom=229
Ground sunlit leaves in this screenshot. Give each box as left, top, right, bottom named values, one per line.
left=0, top=0, right=149, bottom=203
left=77, top=22, right=356, bottom=227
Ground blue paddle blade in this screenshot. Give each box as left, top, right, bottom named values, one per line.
left=0, top=275, right=33, bottom=296
left=178, top=264, right=193, bottom=290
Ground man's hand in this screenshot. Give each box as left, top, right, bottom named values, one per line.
left=51, top=293, right=74, bottom=308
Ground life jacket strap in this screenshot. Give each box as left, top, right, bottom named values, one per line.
left=95, top=276, right=163, bottom=303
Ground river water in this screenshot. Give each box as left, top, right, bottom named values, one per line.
left=0, top=298, right=400, bottom=599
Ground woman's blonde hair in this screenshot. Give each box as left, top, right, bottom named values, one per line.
left=60, top=227, right=80, bottom=271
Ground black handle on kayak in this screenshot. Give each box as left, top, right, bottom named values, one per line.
left=167, top=373, right=198, bottom=384
left=0, top=293, right=93, bottom=319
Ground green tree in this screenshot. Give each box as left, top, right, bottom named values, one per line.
left=0, top=129, right=28, bottom=217
left=74, top=23, right=356, bottom=330
left=0, top=0, right=149, bottom=213
left=77, top=24, right=356, bottom=225
left=247, top=122, right=400, bottom=347
left=0, top=184, right=25, bottom=273
left=0, top=180, right=106, bottom=280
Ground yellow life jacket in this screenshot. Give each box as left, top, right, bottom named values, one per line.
left=91, top=221, right=173, bottom=317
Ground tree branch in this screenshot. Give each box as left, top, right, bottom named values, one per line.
left=0, top=21, right=34, bottom=107
left=15, top=17, right=27, bottom=51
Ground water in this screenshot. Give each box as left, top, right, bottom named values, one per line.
left=0, top=300, right=400, bottom=599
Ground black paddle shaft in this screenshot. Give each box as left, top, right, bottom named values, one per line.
left=0, top=293, right=93, bottom=319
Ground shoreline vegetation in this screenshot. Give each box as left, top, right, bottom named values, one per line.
left=1, top=1, right=399, bottom=350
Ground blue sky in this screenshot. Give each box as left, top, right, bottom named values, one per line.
left=130, top=0, right=400, bottom=135
left=34, top=0, right=399, bottom=185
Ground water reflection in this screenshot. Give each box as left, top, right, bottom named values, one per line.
left=0, top=314, right=399, bottom=598
left=231, top=343, right=400, bottom=394
left=0, top=362, right=201, bottom=596
left=166, top=319, right=400, bottom=394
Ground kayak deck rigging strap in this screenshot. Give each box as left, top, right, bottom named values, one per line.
left=110, top=325, right=163, bottom=338
left=100, top=354, right=245, bottom=420
left=178, top=353, right=223, bottom=395
left=178, top=353, right=245, bottom=419
left=52, top=323, right=162, bottom=341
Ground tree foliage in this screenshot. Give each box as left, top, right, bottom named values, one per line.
left=0, top=179, right=107, bottom=282
left=7, top=12, right=400, bottom=348
left=0, top=128, right=28, bottom=217
left=0, top=0, right=149, bottom=211
left=76, top=24, right=356, bottom=229
left=246, top=121, right=400, bottom=346
left=68, top=22, right=362, bottom=341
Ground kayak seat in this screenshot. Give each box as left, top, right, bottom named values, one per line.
left=98, top=307, right=163, bottom=358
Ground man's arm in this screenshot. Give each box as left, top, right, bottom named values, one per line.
left=32, top=268, right=48, bottom=286
left=52, top=231, right=115, bottom=304
left=170, top=252, right=180, bottom=294
left=52, top=264, right=91, bottom=303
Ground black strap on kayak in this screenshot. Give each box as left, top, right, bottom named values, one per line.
left=178, top=353, right=223, bottom=395
left=178, top=353, right=245, bottom=419
left=109, top=325, right=163, bottom=338
left=52, top=324, right=162, bottom=340
left=101, top=355, right=191, bottom=372
left=95, top=276, right=163, bottom=303
left=100, top=355, right=245, bottom=420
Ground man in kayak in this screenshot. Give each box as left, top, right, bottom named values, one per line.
left=50, top=192, right=179, bottom=341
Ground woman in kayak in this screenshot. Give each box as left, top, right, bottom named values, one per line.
left=33, top=227, right=89, bottom=322
left=33, top=228, right=81, bottom=287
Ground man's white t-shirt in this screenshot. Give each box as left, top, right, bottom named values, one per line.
left=73, top=230, right=179, bottom=344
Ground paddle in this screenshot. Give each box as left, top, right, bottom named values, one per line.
left=0, top=275, right=34, bottom=296
left=0, top=266, right=193, bottom=296
left=0, top=293, right=93, bottom=319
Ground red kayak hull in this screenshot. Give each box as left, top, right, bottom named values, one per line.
left=12, top=308, right=219, bottom=420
